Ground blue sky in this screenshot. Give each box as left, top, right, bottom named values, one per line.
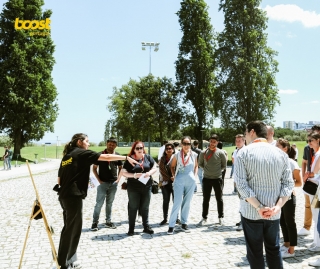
left=1, top=0, right=319, bottom=143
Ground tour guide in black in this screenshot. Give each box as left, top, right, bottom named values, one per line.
left=197, top=134, right=227, bottom=226
left=56, top=133, right=136, bottom=269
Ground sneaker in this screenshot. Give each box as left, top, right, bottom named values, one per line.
left=136, top=215, right=142, bottom=223
left=236, top=221, right=241, bottom=226
left=159, top=219, right=167, bottom=225
left=143, top=225, right=154, bottom=234
left=298, top=227, right=311, bottom=236
left=90, top=222, right=98, bottom=231
left=282, top=250, right=295, bottom=259
left=306, top=242, right=316, bottom=248
left=230, top=176, right=232, bottom=178
left=181, top=224, right=191, bottom=233
left=197, top=218, right=207, bottom=227
left=309, top=258, right=320, bottom=267
left=176, top=219, right=181, bottom=225
left=167, top=227, right=174, bottom=235
left=219, top=218, right=224, bottom=226
left=70, top=261, right=82, bottom=269
left=309, top=246, right=320, bottom=252
left=236, top=224, right=243, bottom=231
left=104, top=222, right=116, bottom=229
left=280, top=244, right=289, bottom=252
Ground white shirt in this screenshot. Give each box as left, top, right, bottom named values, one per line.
left=234, top=141, right=294, bottom=220
left=158, top=145, right=165, bottom=161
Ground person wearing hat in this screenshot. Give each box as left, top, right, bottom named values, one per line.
left=90, top=137, right=123, bottom=231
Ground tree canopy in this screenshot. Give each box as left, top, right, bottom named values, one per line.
left=215, top=0, right=279, bottom=132
left=108, top=75, right=183, bottom=142
left=175, top=0, right=217, bottom=148
left=0, top=0, right=58, bottom=154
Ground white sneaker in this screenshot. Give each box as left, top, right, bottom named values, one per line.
left=219, top=218, right=224, bottom=226
left=309, top=246, right=320, bottom=252
left=280, top=244, right=289, bottom=252
left=309, top=258, right=320, bottom=267
left=281, top=250, right=295, bottom=259
left=306, top=242, right=316, bottom=248
left=298, top=227, right=311, bottom=236
left=197, top=218, right=207, bottom=226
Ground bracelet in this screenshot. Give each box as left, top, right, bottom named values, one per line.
left=134, top=173, right=137, bottom=179
left=125, top=156, right=127, bottom=160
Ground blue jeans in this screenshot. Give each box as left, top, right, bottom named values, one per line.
left=241, top=215, right=282, bottom=269
left=92, top=181, right=117, bottom=223
left=127, top=185, right=151, bottom=231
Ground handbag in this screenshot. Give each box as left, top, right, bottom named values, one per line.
left=151, top=180, right=159, bottom=194
left=121, top=181, right=127, bottom=190
left=303, top=180, right=318, bottom=195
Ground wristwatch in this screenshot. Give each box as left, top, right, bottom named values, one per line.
left=256, top=204, right=264, bottom=211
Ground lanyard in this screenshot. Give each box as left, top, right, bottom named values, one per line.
left=181, top=150, right=191, bottom=167
left=204, top=148, right=216, bottom=162
left=134, top=154, right=144, bottom=171
left=252, top=138, right=268, bottom=143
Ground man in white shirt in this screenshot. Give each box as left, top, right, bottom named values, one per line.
left=267, top=125, right=277, bottom=146
left=235, top=121, right=294, bottom=269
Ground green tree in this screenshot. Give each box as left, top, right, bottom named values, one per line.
left=215, top=0, right=279, bottom=132
left=108, top=75, right=183, bottom=142
left=0, top=0, right=58, bottom=155
left=175, top=0, right=216, bottom=148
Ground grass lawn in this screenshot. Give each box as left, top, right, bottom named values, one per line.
left=0, top=141, right=307, bottom=167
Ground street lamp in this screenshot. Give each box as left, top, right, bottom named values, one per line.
left=141, top=41, right=160, bottom=154
left=141, top=41, right=160, bottom=74
left=200, top=130, right=205, bottom=150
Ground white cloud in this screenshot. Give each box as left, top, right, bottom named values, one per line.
left=310, top=100, right=320, bottom=104
left=264, top=4, right=320, bottom=28
left=279, top=89, right=298, bottom=94
left=286, top=31, right=296, bottom=38
left=275, top=41, right=282, bottom=47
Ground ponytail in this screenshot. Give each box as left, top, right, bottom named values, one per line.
left=63, top=133, right=87, bottom=156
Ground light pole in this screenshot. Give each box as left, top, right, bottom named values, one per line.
left=141, top=41, right=160, bottom=154
left=200, top=130, right=205, bottom=150
left=141, top=41, right=160, bottom=74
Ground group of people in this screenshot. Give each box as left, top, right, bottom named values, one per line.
left=53, top=122, right=320, bottom=269
left=2, top=145, right=12, bottom=170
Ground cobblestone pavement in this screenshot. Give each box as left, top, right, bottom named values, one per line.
left=1, top=162, right=320, bottom=269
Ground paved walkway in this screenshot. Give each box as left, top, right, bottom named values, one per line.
left=1, top=162, right=320, bottom=268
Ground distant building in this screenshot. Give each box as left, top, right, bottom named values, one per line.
left=283, top=121, right=317, bottom=131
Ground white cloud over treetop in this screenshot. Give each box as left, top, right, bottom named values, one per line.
left=264, top=4, right=320, bottom=28
left=279, top=89, right=298, bottom=94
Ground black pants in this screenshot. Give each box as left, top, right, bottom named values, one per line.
left=202, top=177, right=224, bottom=219
left=58, top=196, right=83, bottom=269
left=280, top=193, right=297, bottom=246
left=127, top=185, right=151, bottom=232
left=161, top=183, right=174, bottom=220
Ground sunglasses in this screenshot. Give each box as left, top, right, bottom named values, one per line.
left=135, top=147, right=144, bottom=150
left=165, top=147, right=173, bottom=150
left=307, top=139, right=314, bottom=143
left=182, top=142, right=191, bottom=146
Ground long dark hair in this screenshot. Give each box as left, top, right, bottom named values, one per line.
left=63, top=133, right=87, bottom=156
left=161, top=143, right=175, bottom=158
left=277, top=138, right=296, bottom=160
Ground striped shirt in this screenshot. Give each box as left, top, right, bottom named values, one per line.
left=234, top=140, right=294, bottom=220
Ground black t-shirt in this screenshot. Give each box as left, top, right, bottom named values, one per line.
left=123, top=154, right=155, bottom=190
left=58, top=147, right=101, bottom=199
left=303, top=145, right=314, bottom=172
left=95, top=150, right=122, bottom=182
